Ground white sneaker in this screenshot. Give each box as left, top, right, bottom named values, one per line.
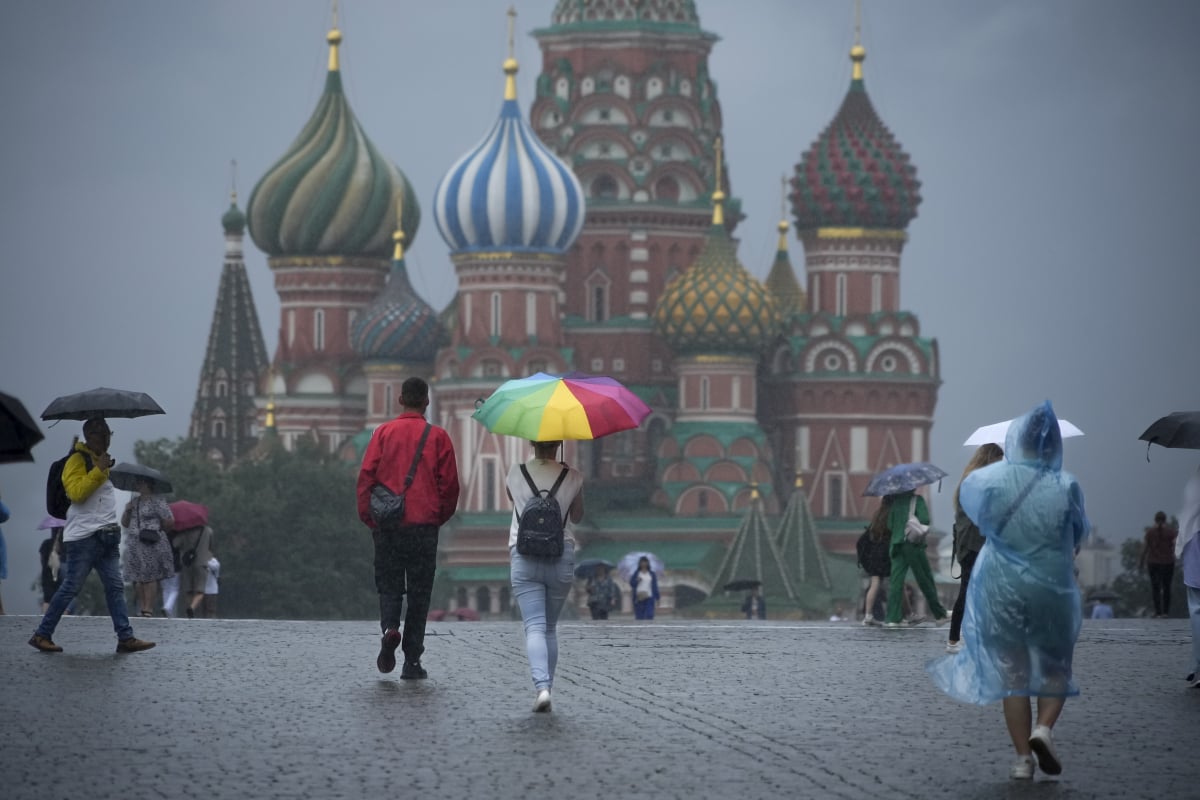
left=862, top=615, right=879, bottom=626
left=1029, top=725, right=1061, bottom=775
left=1009, top=754, right=1035, bottom=780
left=883, top=621, right=904, bottom=629
left=945, top=640, right=963, bottom=654
left=532, top=689, right=552, bottom=713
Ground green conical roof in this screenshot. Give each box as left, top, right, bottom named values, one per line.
left=764, top=221, right=805, bottom=316
left=775, top=481, right=832, bottom=591
left=710, top=495, right=796, bottom=603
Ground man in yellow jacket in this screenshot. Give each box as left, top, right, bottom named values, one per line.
left=29, top=418, right=155, bottom=654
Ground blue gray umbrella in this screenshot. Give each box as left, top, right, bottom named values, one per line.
left=863, top=462, right=948, bottom=497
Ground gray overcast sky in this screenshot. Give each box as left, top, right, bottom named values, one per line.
left=2, top=1, right=1198, bottom=614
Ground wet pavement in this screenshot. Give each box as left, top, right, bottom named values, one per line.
left=0, top=614, right=1195, bottom=799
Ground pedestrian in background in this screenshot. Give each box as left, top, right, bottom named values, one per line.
left=121, top=477, right=175, bottom=617
left=203, top=555, right=220, bottom=618
left=857, top=511, right=892, bottom=625
left=928, top=401, right=1089, bottom=781
left=506, top=439, right=584, bottom=712
left=1090, top=601, right=1113, bottom=619
left=1139, top=511, right=1177, bottom=618
left=881, top=490, right=949, bottom=628
left=173, top=523, right=213, bottom=619
left=29, top=418, right=155, bottom=654
left=631, top=556, right=660, bottom=620
left=585, top=564, right=618, bottom=620
left=0, top=488, right=9, bottom=615
left=742, top=586, right=766, bottom=620
left=1178, top=467, right=1200, bottom=688
left=947, top=443, right=1005, bottom=652
left=357, top=377, right=460, bottom=680
left=38, top=530, right=63, bottom=613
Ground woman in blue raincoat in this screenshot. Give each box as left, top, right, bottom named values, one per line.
left=927, top=401, right=1089, bottom=781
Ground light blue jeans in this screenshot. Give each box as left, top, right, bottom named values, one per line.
left=510, top=542, right=575, bottom=691
left=1188, top=586, right=1200, bottom=675
left=36, top=526, right=133, bottom=641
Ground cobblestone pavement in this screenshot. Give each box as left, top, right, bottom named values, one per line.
left=0, top=614, right=1195, bottom=800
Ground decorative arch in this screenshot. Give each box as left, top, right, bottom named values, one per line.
left=803, top=340, right=860, bottom=373
left=703, top=460, right=747, bottom=483
left=864, top=340, right=923, bottom=375
left=294, top=370, right=336, bottom=395
left=676, top=485, right=729, bottom=515
left=728, top=438, right=760, bottom=458
left=662, top=460, right=702, bottom=482
left=682, top=435, right=723, bottom=459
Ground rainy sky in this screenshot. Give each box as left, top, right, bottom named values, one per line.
left=2, top=1, right=1198, bottom=614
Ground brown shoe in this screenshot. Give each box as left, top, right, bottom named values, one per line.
left=29, top=634, right=63, bottom=653
left=116, top=637, right=156, bottom=653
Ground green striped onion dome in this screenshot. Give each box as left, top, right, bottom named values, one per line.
left=247, top=36, right=419, bottom=258
left=653, top=224, right=780, bottom=355
left=790, top=47, right=921, bottom=231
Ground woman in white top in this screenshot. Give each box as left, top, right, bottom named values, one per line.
left=506, top=440, right=584, bottom=713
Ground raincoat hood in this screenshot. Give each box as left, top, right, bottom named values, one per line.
left=1178, top=466, right=1200, bottom=558
left=1005, top=400, right=1063, bottom=472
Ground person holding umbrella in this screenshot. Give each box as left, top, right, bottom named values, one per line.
left=585, top=564, right=619, bottom=620
left=29, top=418, right=155, bottom=653
left=631, top=556, right=661, bottom=620
left=876, top=490, right=949, bottom=628
left=505, top=439, right=584, bottom=712
left=119, top=471, right=175, bottom=617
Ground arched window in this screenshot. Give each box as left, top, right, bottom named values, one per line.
left=700, top=376, right=710, bottom=409
left=592, top=285, right=607, bottom=322
left=456, top=587, right=468, bottom=609
left=526, top=292, right=537, bottom=338
left=810, top=275, right=821, bottom=313
left=655, top=176, right=679, bottom=202
left=383, top=384, right=394, bottom=416
left=287, top=310, right=296, bottom=346
left=212, top=419, right=226, bottom=439
left=490, top=293, right=501, bottom=338
left=314, top=308, right=326, bottom=351
left=871, top=274, right=882, bottom=313
left=835, top=275, right=847, bottom=316
left=592, top=174, right=618, bottom=200
left=475, top=586, right=491, bottom=614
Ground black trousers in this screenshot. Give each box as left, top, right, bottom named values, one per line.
left=373, top=525, right=439, bottom=663
left=949, top=549, right=978, bottom=642
left=1148, top=563, right=1174, bottom=616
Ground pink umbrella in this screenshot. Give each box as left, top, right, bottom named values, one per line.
left=169, top=500, right=208, bottom=530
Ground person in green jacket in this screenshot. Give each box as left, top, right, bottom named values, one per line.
left=882, top=489, right=949, bottom=628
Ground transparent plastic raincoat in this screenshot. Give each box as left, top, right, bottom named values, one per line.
left=928, top=401, right=1089, bottom=704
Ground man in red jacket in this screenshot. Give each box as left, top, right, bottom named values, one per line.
left=357, top=378, right=460, bottom=679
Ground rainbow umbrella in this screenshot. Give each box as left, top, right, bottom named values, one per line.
left=473, top=372, right=651, bottom=441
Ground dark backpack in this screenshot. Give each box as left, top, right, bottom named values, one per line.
left=46, top=448, right=92, bottom=519
left=515, top=465, right=569, bottom=558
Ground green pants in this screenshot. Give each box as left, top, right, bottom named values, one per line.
left=886, top=541, right=948, bottom=623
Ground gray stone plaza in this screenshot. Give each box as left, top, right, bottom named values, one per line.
left=0, top=615, right=1195, bottom=800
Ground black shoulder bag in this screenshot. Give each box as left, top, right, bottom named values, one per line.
left=370, top=423, right=432, bottom=528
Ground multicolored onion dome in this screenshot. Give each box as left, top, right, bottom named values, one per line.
left=350, top=231, right=440, bottom=363
left=221, top=194, right=246, bottom=235
left=247, top=28, right=420, bottom=258
left=546, top=0, right=701, bottom=31
left=434, top=57, right=584, bottom=255
left=790, top=44, right=921, bottom=231
left=654, top=221, right=780, bottom=355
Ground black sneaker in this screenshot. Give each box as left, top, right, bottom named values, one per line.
left=377, top=629, right=401, bottom=674
left=400, top=660, right=428, bottom=680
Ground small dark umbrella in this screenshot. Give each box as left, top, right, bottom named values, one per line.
left=109, top=463, right=173, bottom=494
left=723, top=579, right=763, bottom=593
left=0, top=391, right=45, bottom=463
left=41, top=387, right=165, bottom=421
left=574, top=558, right=616, bottom=578
left=1139, top=411, right=1200, bottom=460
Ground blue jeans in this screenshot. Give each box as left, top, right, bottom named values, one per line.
left=36, top=527, right=133, bottom=641
left=1188, top=586, right=1200, bottom=675
left=510, top=542, right=575, bottom=691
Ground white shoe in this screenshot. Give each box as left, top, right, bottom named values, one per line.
left=945, top=640, right=963, bottom=654
left=533, top=689, right=552, bottom=713
left=1029, top=725, right=1061, bottom=775
left=882, top=621, right=904, bottom=629
left=1009, top=754, right=1035, bottom=780
left=862, top=615, right=879, bottom=626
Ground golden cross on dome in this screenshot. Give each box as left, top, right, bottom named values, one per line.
left=503, top=7, right=519, bottom=101
left=712, top=135, right=725, bottom=227
left=393, top=191, right=406, bottom=261
left=327, top=0, right=342, bottom=72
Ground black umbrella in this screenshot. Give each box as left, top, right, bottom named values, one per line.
left=41, top=387, right=165, bottom=421
left=0, top=391, right=45, bottom=463
left=574, top=558, right=616, bottom=578
left=1087, top=590, right=1119, bottom=603
left=1139, top=411, right=1200, bottom=460
left=723, top=579, right=763, bottom=592
left=109, top=463, right=173, bottom=494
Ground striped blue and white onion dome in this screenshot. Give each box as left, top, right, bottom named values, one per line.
left=434, top=57, right=584, bottom=254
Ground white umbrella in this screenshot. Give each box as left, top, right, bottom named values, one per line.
left=963, top=418, right=1083, bottom=447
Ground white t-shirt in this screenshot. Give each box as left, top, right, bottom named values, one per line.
left=65, top=479, right=118, bottom=542
left=205, top=557, right=220, bottom=595
left=505, top=459, right=584, bottom=549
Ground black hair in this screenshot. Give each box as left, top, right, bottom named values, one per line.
left=400, top=377, right=429, bottom=408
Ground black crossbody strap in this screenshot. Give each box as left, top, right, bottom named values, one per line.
left=402, top=424, right=432, bottom=492
left=547, top=467, right=569, bottom=499
left=520, top=464, right=541, bottom=495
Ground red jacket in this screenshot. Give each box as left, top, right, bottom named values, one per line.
left=356, top=412, right=460, bottom=529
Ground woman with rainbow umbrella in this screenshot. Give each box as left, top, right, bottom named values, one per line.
left=474, top=372, right=650, bottom=712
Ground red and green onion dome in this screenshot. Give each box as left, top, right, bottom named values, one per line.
left=350, top=231, right=441, bottom=363
left=546, top=0, right=701, bottom=32
left=789, top=44, right=921, bottom=231
left=246, top=28, right=420, bottom=258
left=653, top=212, right=780, bottom=355
left=221, top=195, right=246, bottom=235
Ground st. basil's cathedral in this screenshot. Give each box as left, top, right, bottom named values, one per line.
left=189, top=0, right=939, bottom=617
